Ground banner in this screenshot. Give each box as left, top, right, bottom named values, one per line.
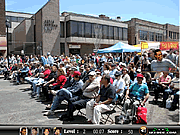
left=160, top=42, right=179, bottom=50
left=141, top=42, right=148, bottom=49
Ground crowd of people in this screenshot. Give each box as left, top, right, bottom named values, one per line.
left=0, top=48, right=179, bottom=124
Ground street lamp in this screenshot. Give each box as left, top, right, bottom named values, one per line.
left=6, top=19, right=10, bottom=67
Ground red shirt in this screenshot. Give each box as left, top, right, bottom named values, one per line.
left=52, top=75, right=67, bottom=89
left=42, top=69, right=51, bottom=79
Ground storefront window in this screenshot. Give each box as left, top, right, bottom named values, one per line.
left=70, top=21, right=78, bottom=37
left=109, top=26, right=114, bottom=39
left=85, top=22, right=92, bottom=38
left=102, top=25, right=108, bottom=39
left=78, top=22, right=84, bottom=37
left=123, top=28, right=127, bottom=40
left=114, top=27, right=118, bottom=40
left=177, top=33, right=179, bottom=39
left=60, top=43, right=65, bottom=55
left=149, top=32, right=154, bottom=41
left=60, top=22, right=64, bottom=38
left=156, top=33, right=163, bottom=41
left=11, top=16, right=18, bottom=22
left=139, top=30, right=148, bottom=40
left=173, top=32, right=176, bottom=39
left=118, top=27, right=123, bottom=40
left=66, top=21, right=70, bottom=37
left=169, top=31, right=172, bottom=39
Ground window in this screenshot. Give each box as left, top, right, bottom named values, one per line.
left=114, top=27, right=118, bottom=40
left=85, top=22, right=92, bottom=38
left=173, top=32, right=176, bottom=39
left=92, top=23, right=95, bottom=38
left=78, top=22, right=84, bottom=37
left=70, top=21, right=78, bottom=37
left=109, top=26, right=114, bottom=39
left=18, top=17, right=25, bottom=22
left=149, top=32, right=154, bottom=41
left=60, top=43, right=65, bottom=55
left=169, top=31, right=172, bottom=39
left=177, top=33, right=179, bottom=39
left=118, top=27, right=123, bottom=40
left=11, top=16, right=18, bottom=22
left=102, top=25, right=108, bottom=39
left=123, top=28, right=128, bottom=40
left=156, top=33, right=163, bottom=41
left=139, top=30, right=148, bottom=40
left=66, top=21, right=70, bottom=37
left=60, top=22, right=64, bottom=38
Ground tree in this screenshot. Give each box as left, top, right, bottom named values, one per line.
left=93, top=24, right=102, bottom=54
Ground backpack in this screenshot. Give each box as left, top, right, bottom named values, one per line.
left=136, top=106, right=147, bottom=124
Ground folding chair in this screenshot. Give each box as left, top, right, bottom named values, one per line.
left=100, top=105, right=116, bottom=124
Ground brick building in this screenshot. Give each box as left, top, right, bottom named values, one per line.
left=124, top=18, right=179, bottom=45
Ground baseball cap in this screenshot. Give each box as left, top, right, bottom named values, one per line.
left=137, top=74, right=144, bottom=78
left=73, top=71, right=81, bottom=77
left=88, top=71, right=96, bottom=76
left=47, top=52, right=50, bottom=55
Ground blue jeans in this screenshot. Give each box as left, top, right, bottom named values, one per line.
left=25, top=77, right=38, bottom=84
left=32, top=80, right=39, bottom=94
left=51, top=88, right=72, bottom=111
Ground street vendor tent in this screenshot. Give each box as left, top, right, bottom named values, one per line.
left=97, top=42, right=141, bottom=53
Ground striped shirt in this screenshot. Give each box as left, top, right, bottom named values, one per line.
left=151, top=58, right=177, bottom=72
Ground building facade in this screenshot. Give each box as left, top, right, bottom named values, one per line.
left=12, top=0, right=60, bottom=56
left=60, top=12, right=128, bottom=56
left=6, top=11, right=33, bottom=54
left=125, top=18, right=179, bottom=45
left=3, top=0, right=179, bottom=56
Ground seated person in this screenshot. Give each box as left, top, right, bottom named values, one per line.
left=166, top=70, right=179, bottom=111
left=45, top=71, right=83, bottom=115
left=31, top=64, right=51, bottom=98
left=45, top=68, right=67, bottom=108
left=123, top=74, right=149, bottom=120
left=133, top=69, right=146, bottom=84
left=41, top=64, right=58, bottom=101
left=25, top=63, right=43, bottom=84
left=113, top=71, right=125, bottom=101
left=86, top=74, right=116, bottom=124
left=59, top=71, right=100, bottom=121
left=155, top=71, right=171, bottom=106
left=16, top=63, right=30, bottom=84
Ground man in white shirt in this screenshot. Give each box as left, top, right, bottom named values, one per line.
left=113, top=71, right=125, bottom=101
left=109, top=64, right=117, bottom=80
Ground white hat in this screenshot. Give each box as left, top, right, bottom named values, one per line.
left=121, top=63, right=126, bottom=67
left=137, top=68, right=141, bottom=73
left=88, top=71, right=96, bottom=76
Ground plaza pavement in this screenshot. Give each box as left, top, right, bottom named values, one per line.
left=0, top=75, right=179, bottom=126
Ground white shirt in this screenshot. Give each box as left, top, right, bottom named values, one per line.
left=113, top=78, right=125, bottom=95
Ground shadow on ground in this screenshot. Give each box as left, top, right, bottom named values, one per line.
left=168, top=113, right=179, bottom=123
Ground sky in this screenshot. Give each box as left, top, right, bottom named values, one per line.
left=6, top=0, right=179, bottom=26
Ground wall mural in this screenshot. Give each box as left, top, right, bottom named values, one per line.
left=44, top=20, right=58, bottom=33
